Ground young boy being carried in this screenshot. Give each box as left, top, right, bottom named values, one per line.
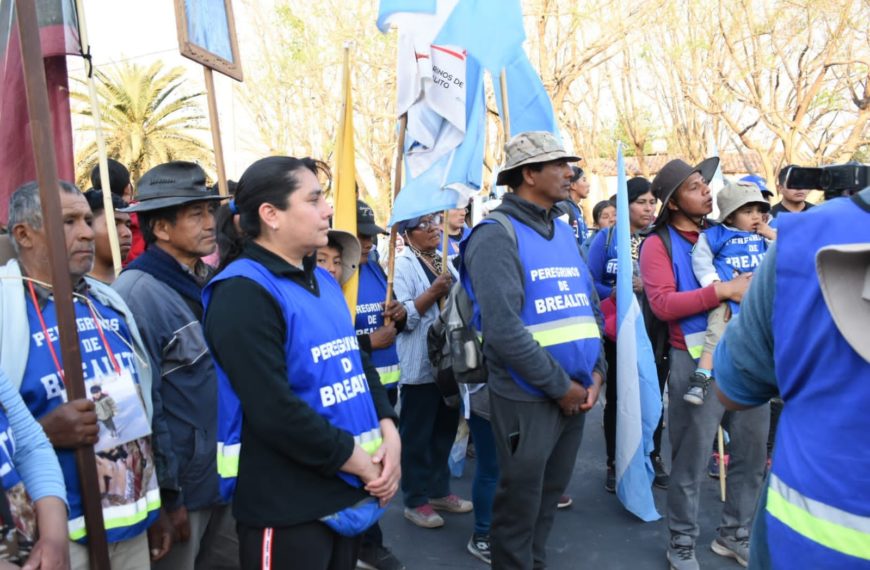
left=684, top=181, right=776, bottom=405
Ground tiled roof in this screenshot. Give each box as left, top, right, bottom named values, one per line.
left=592, top=151, right=775, bottom=177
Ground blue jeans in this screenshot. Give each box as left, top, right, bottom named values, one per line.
left=467, top=412, right=499, bottom=535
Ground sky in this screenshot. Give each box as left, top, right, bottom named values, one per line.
left=68, top=0, right=261, bottom=179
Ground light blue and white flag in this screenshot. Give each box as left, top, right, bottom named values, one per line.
left=376, top=0, right=437, bottom=32
left=615, top=143, right=662, bottom=522
left=434, top=0, right=525, bottom=73
left=492, top=50, right=558, bottom=137
left=389, top=54, right=486, bottom=224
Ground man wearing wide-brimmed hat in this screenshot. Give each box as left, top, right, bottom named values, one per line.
left=462, top=131, right=607, bottom=569
left=639, top=158, right=768, bottom=569
left=114, top=162, right=239, bottom=569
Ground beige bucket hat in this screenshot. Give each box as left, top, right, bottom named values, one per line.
left=496, top=131, right=580, bottom=186
left=324, top=229, right=361, bottom=285
left=816, top=243, right=870, bottom=362
left=716, top=180, right=771, bottom=223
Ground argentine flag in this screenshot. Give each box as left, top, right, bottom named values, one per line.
left=614, top=143, right=662, bottom=522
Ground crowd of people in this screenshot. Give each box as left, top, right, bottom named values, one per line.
left=0, top=128, right=866, bottom=570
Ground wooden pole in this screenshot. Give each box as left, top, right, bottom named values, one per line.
left=384, top=114, right=408, bottom=325
left=499, top=70, right=511, bottom=140
left=14, top=1, right=110, bottom=567
left=440, top=210, right=450, bottom=273
left=718, top=426, right=727, bottom=502
left=203, top=67, right=229, bottom=196
left=75, top=0, right=122, bottom=276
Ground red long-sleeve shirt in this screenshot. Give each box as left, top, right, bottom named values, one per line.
left=639, top=229, right=720, bottom=350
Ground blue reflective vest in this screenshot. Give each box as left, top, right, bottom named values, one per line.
left=593, top=226, right=619, bottom=291
left=21, top=296, right=159, bottom=542
left=466, top=217, right=600, bottom=396
left=767, top=196, right=870, bottom=568
left=667, top=226, right=709, bottom=360
left=355, top=260, right=400, bottom=388
left=703, top=224, right=768, bottom=314
left=205, top=260, right=383, bottom=500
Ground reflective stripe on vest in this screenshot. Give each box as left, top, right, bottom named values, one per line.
left=68, top=487, right=161, bottom=541
left=767, top=473, right=870, bottom=561
left=376, top=364, right=400, bottom=386
left=355, top=427, right=384, bottom=455
left=684, top=331, right=706, bottom=360
left=217, top=441, right=240, bottom=479
left=526, top=315, right=599, bottom=348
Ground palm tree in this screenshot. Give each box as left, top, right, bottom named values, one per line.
left=73, top=61, right=214, bottom=188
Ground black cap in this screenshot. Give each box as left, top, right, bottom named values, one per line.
left=357, top=200, right=387, bottom=236
left=122, top=162, right=225, bottom=213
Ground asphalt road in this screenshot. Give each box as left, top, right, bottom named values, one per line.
left=378, top=402, right=748, bottom=570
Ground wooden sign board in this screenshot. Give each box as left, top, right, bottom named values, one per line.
left=173, top=0, right=243, bottom=81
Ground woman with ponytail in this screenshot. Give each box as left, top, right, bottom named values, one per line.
left=202, top=157, right=401, bottom=570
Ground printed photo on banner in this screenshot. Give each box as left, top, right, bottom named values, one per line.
left=86, top=370, right=151, bottom=453
left=173, top=0, right=244, bottom=81
left=95, top=439, right=156, bottom=508
left=0, top=479, right=36, bottom=564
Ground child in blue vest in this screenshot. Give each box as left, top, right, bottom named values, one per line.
left=685, top=181, right=776, bottom=405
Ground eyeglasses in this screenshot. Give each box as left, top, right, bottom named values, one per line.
left=412, top=215, right=442, bottom=231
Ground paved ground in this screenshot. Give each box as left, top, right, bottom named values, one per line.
left=378, top=402, right=747, bottom=569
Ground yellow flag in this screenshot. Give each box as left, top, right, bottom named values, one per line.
left=334, top=47, right=358, bottom=318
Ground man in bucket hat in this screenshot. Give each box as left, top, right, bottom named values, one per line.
left=640, top=159, right=768, bottom=569
left=114, top=162, right=239, bottom=569
left=462, top=132, right=607, bottom=569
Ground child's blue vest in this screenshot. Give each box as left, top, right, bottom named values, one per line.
left=355, top=260, right=400, bottom=388
left=465, top=217, right=601, bottom=396
left=597, top=226, right=619, bottom=290
left=204, top=260, right=383, bottom=501
left=667, top=226, right=709, bottom=361
left=767, top=195, right=870, bottom=569
left=703, top=224, right=768, bottom=314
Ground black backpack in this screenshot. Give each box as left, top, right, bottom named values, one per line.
left=428, top=212, right=516, bottom=406
left=639, top=225, right=672, bottom=369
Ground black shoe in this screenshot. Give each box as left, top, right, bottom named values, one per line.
left=683, top=372, right=712, bottom=406
left=653, top=455, right=669, bottom=489
left=605, top=466, right=616, bottom=493
left=466, top=533, right=491, bottom=565
left=357, top=544, right=405, bottom=570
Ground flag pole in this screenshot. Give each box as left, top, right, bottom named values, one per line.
left=718, top=426, right=727, bottom=502
left=15, top=1, right=110, bottom=567
left=203, top=67, right=229, bottom=196
left=75, top=0, right=123, bottom=276
left=384, top=114, right=408, bottom=325
left=499, top=70, right=511, bottom=139
left=440, top=210, right=450, bottom=273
